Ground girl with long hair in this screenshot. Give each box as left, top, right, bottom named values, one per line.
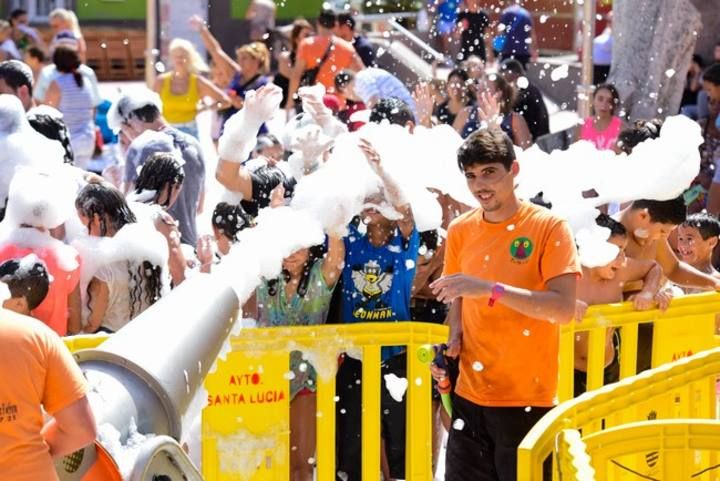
left=74, top=182, right=167, bottom=333
left=131, top=152, right=189, bottom=286
left=579, top=83, right=624, bottom=150
left=255, top=232, right=344, bottom=481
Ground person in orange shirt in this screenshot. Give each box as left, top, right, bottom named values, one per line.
left=0, top=308, right=96, bottom=481
left=430, top=128, right=580, bottom=481
left=286, top=8, right=365, bottom=112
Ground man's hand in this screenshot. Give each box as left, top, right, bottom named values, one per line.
left=575, top=299, right=589, bottom=321
left=429, top=363, right=448, bottom=382
left=196, top=235, right=216, bottom=267
left=430, top=274, right=491, bottom=304
left=269, top=184, right=285, bottom=208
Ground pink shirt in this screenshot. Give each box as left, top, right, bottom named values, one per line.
left=580, top=116, right=622, bottom=151
left=0, top=244, right=80, bottom=336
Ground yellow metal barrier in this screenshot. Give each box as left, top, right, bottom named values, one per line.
left=558, top=292, right=720, bottom=401
left=556, top=420, right=720, bottom=480
left=518, top=346, right=720, bottom=481
left=202, top=322, right=448, bottom=481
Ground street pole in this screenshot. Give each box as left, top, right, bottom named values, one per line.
left=577, top=0, right=596, bottom=119
left=145, top=0, right=157, bottom=88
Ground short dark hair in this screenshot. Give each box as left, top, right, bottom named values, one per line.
left=212, top=202, right=255, bottom=242
left=630, top=196, right=686, bottom=226
left=457, top=128, right=515, bottom=171
left=703, top=63, right=720, bottom=86
left=318, top=9, right=337, bottom=29
left=337, top=12, right=356, bottom=30
left=0, top=257, right=50, bottom=310
left=369, top=97, right=415, bottom=126
left=0, top=59, right=33, bottom=97
left=596, top=213, right=627, bottom=237
left=499, top=58, right=526, bottom=76
left=616, top=118, right=663, bottom=154
left=682, top=213, right=720, bottom=241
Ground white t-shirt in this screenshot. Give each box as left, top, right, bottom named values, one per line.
left=94, top=261, right=156, bottom=332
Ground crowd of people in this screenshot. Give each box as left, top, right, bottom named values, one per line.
left=1, top=3, right=720, bottom=481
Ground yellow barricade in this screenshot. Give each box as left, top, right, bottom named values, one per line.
left=201, top=322, right=448, bottom=481
left=518, top=346, right=720, bottom=481
left=558, top=292, right=720, bottom=402
left=557, top=420, right=720, bottom=480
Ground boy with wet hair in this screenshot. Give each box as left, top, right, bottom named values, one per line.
left=0, top=256, right=50, bottom=316
left=676, top=213, right=720, bottom=285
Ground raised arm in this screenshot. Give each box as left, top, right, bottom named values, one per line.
left=321, top=234, right=346, bottom=288
left=216, top=84, right=283, bottom=198
left=359, top=138, right=415, bottom=239
left=190, top=15, right=239, bottom=79
left=286, top=55, right=307, bottom=113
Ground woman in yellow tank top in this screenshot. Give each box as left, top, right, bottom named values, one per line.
left=154, top=38, right=230, bottom=138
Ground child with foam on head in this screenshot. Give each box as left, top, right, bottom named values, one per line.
left=0, top=255, right=50, bottom=317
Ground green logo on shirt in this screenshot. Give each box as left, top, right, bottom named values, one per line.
left=510, top=237, right=533, bottom=261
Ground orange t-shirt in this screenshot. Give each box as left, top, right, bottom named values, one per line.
left=0, top=311, right=88, bottom=481
left=443, top=202, right=581, bottom=407
left=297, top=35, right=357, bottom=92
left=0, top=243, right=81, bottom=337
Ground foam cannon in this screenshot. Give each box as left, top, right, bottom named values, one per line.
left=55, top=274, right=240, bottom=481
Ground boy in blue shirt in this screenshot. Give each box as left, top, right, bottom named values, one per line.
left=335, top=100, right=419, bottom=481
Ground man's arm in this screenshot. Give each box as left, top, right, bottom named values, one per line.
left=66, top=284, right=82, bottom=335
left=431, top=273, right=578, bottom=324
left=41, top=396, right=97, bottom=458
left=656, top=238, right=720, bottom=289
left=445, top=298, right=463, bottom=357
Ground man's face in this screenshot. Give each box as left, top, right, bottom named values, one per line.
left=714, top=45, right=720, bottom=62
left=677, top=225, right=715, bottom=264
left=335, top=23, right=353, bottom=41
left=595, top=235, right=628, bottom=280
left=703, top=80, right=720, bottom=103
left=14, top=14, right=29, bottom=26
left=462, top=161, right=517, bottom=213
left=0, top=78, right=30, bottom=111
left=120, top=116, right=146, bottom=142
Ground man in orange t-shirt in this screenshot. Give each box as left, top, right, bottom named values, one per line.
left=0, top=309, right=96, bottom=481
left=286, top=8, right=364, bottom=112
left=430, top=128, right=580, bottom=481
